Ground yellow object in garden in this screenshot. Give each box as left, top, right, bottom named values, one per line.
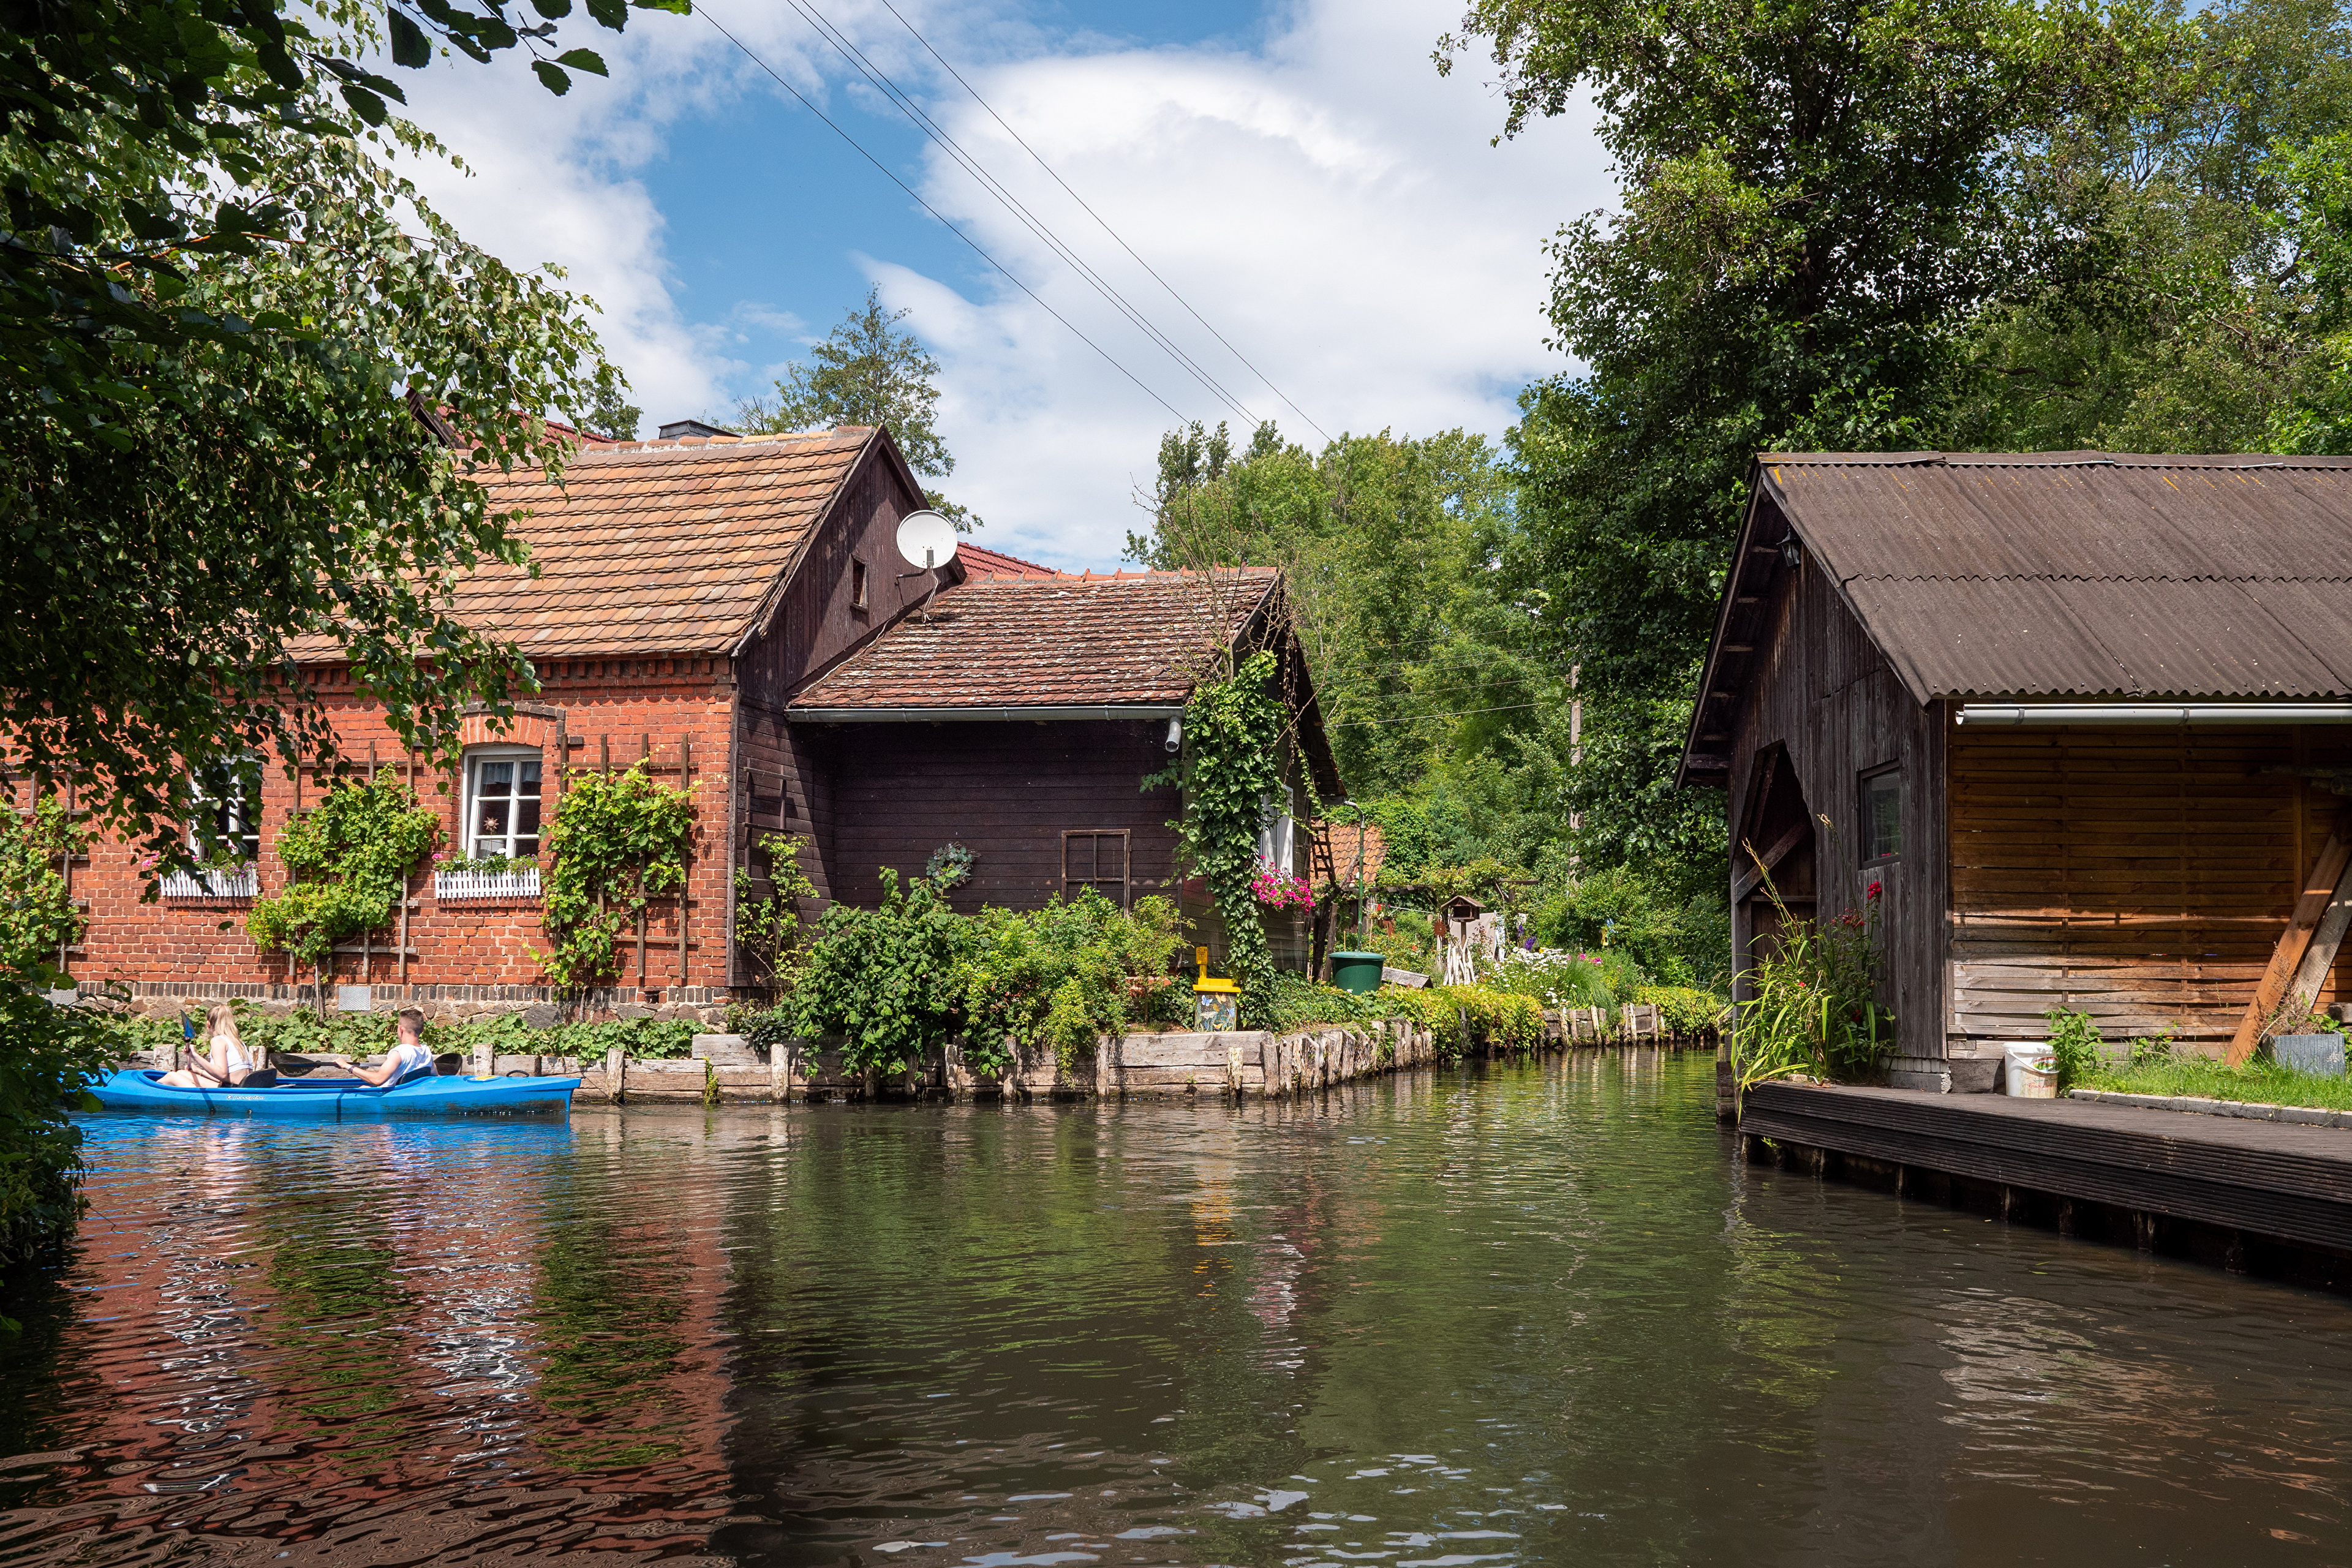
left=1193, top=947, right=1240, bottom=1030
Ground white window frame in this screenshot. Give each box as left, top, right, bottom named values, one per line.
left=462, top=746, right=545, bottom=862
left=187, top=761, right=260, bottom=864
left=1257, top=786, right=1297, bottom=873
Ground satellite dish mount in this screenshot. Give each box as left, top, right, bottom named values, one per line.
left=894, top=510, right=960, bottom=622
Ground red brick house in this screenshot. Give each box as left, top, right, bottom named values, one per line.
left=36, top=424, right=1338, bottom=1020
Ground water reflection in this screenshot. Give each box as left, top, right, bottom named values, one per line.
left=1, top=1054, right=2348, bottom=1566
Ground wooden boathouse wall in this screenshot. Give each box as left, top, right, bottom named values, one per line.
left=1948, top=723, right=2352, bottom=1052
left=1727, top=507, right=1948, bottom=1081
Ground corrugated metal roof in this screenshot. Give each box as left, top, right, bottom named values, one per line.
left=1763, top=452, right=2352, bottom=698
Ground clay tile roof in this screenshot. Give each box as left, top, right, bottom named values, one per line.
left=293, top=426, right=875, bottom=662
left=955, top=542, right=1065, bottom=579
left=793, top=568, right=1281, bottom=711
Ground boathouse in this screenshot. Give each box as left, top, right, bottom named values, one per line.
left=1679, top=451, right=2352, bottom=1087
left=40, top=424, right=1336, bottom=1019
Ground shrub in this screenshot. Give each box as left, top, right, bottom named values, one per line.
left=2044, top=1007, right=2105, bottom=1090
left=247, top=775, right=440, bottom=973
left=1382, top=984, right=1547, bottom=1059
left=1629, top=985, right=1728, bottom=1038
left=1268, top=974, right=1390, bottom=1031
left=1488, top=949, right=1616, bottom=1013
left=790, top=870, right=971, bottom=1077
left=957, top=892, right=1183, bottom=1074
left=1533, top=867, right=1730, bottom=991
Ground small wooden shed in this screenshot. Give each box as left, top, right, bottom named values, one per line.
left=1679, top=451, right=2352, bottom=1088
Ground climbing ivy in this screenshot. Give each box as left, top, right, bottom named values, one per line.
left=734, top=831, right=819, bottom=990
left=541, top=763, right=698, bottom=989
left=248, top=775, right=441, bottom=974
left=1167, top=649, right=1286, bottom=1026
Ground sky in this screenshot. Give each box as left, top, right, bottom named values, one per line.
left=395, top=0, right=1610, bottom=570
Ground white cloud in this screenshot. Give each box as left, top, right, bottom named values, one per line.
left=379, top=1, right=1607, bottom=557
left=880, top=1, right=1608, bottom=565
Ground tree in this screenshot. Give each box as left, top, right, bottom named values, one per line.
left=583, top=387, right=644, bottom=441
left=734, top=288, right=979, bottom=527
left=1442, top=0, right=2149, bottom=704
left=1948, top=0, right=2352, bottom=453
left=3, top=23, right=631, bottom=869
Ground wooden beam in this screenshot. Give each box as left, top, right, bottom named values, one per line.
left=2280, top=850, right=2352, bottom=1031
left=2226, top=809, right=2352, bottom=1064
left=1732, top=820, right=1810, bottom=903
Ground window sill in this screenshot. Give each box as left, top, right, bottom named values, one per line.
left=435, top=867, right=543, bottom=902
left=160, top=868, right=258, bottom=900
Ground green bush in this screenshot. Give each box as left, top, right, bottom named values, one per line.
left=1629, top=985, right=1728, bottom=1038
left=1533, top=867, right=1730, bottom=991
left=2044, top=1007, right=2105, bottom=1091
left=1382, top=984, right=1547, bottom=1059
left=1487, top=950, right=1616, bottom=1012
left=786, top=871, right=971, bottom=1077
left=958, top=892, right=1183, bottom=1074
left=1268, top=974, right=1392, bottom=1031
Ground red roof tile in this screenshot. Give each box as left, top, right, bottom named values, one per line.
left=295, top=427, right=877, bottom=662
left=793, top=569, right=1281, bottom=710
left=956, top=542, right=1065, bottom=579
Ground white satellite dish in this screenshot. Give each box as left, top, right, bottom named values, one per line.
left=895, top=510, right=960, bottom=571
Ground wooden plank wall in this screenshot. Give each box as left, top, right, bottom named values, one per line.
left=821, top=719, right=1183, bottom=913
left=1726, top=516, right=1948, bottom=1062
left=1947, top=724, right=2352, bottom=1052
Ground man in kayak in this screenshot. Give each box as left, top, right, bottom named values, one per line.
left=353, top=1009, right=439, bottom=1087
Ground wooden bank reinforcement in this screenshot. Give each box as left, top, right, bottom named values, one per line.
left=1738, top=1079, right=2352, bottom=1293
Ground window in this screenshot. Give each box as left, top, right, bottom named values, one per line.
left=465, top=748, right=543, bottom=860
left=189, top=762, right=260, bottom=862
left=1063, top=830, right=1131, bottom=907
left=851, top=558, right=869, bottom=611
left=1861, top=766, right=1900, bottom=863
left=1257, top=787, right=1296, bottom=871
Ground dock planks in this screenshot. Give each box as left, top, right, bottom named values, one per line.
left=1741, top=1080, right=2352, bottom=1258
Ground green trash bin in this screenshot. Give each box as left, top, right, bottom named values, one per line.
left=1330, top=951, right=1385, bottom=993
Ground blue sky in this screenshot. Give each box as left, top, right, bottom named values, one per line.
left=402, top=1, right=1608, bottom=567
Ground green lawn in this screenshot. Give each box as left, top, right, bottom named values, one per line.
left=2082, top=1056, right=2352, bottom=1113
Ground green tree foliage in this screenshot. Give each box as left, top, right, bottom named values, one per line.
left=4, top=8, right=655, bottom=867
left=247, top=775, right=442, bottom=971
left=733, top=831, right=819, bottom=990
left=1449, top=0, right=2139, bottom=703
left=0, top=799, right=117, bottom=1321
left=2269, top=127, right=2352, bottom=450
left=1950, top=0, right=2352, bottom=452
left=540, top=764, right=698, bottom=989
left=734, top=287, right=978, bottom=527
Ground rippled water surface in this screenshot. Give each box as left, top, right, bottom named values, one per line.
left=7, top=1055, right=2352, bottom=1566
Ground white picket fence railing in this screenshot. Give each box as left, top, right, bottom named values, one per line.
left=159, top=866, right=258, bottom=899
left=434, top=867, right=541, bottom=902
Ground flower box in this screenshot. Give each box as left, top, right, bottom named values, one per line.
left=159, top=866, right=257, bottom=900
left=434, top=867, right=542, bottom=902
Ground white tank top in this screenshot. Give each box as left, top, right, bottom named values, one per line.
left=212, top=1034, right=254, bottom=1074
left=384, top=1041, right=434, bottom=1082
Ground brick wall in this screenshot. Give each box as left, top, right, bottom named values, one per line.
left=34, top=658, right=744, bottom=1019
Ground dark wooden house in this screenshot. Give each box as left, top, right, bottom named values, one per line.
left=1679, top=451, right=2352, bottom=1088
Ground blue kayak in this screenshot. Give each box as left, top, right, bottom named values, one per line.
left=88, top=1068, right=581, bottom=1118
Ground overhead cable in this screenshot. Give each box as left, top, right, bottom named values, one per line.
left=779, top=0, right=1267, bottom=432
left=697, top=5, right=1188, bottom=423
left=880, top=0, right=1332, bottom=443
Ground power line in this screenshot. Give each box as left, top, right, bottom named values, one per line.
left=778, top=0, right=1268, bottom=432
left=1327, top=702, right=1544, bottom=729
left=696, top=5, right=1188, bottom=423
left=878, top=0, right=1332, bottom=443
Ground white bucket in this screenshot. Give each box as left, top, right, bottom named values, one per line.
left=2003, top=1042, right=2059, bottom=1098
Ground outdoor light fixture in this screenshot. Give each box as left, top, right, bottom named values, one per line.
left=1164, top=717, right=1183, bottom=753
left=1780, top=533, right=1803, bottom=568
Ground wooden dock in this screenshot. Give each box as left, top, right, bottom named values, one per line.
left=1740, top=1080, right=2352, bottom=1289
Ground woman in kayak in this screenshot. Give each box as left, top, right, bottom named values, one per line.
left=353, top=1009, right=438, bottom=1087
left=159, top=1003, right=266, bottom=1088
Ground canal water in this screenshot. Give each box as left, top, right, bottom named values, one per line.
left=4, top=1055, right=2350, bottom=1566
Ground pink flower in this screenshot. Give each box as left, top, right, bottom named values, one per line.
left=137, top=854, right=158, bottom=871
left=432, top=851, right=450, bottom=863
